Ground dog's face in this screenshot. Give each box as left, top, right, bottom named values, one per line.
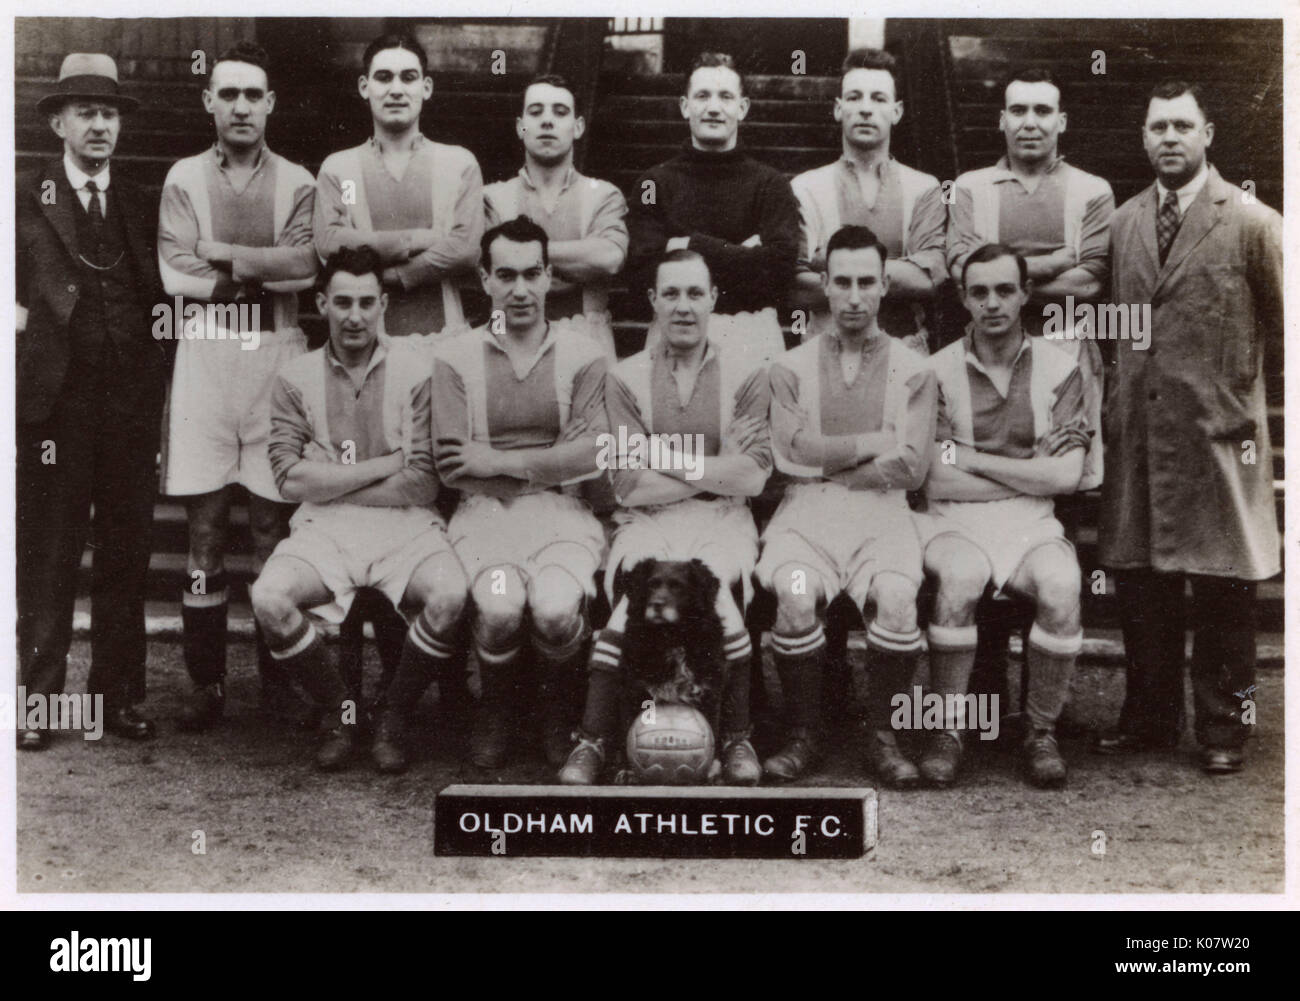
left=624, top=559, right=720, bottom=628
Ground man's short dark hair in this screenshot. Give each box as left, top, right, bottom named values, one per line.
left=841, top=48, right=898, bottom=94
left=209, top=41, right=270, bottom=87
left=481, top=215, right=550, bottom=270
left=825, top=224, right=888, bottom=274
left=522, top=73, right=574, bottom=109
left=320, top=247, right=384, bottom=290
left=687, top=51, right=745, bottom=97
left=1004, top=66, right=1062, bottom=108
left=962, top=243, right=1028, bottom=288
left=1148, top=79, right=1212, bottom=123
left=653, top=248, right=714, bottom=289
left=362, top=31, right=429, bottom=78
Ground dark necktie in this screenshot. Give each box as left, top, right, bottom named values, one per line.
left=83, top=178, right=105, bottom=245
left=1156, top=189, right=1180, bottom=265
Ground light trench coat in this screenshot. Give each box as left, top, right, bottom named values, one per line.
left=1100, top=166, right=1283, bottom=580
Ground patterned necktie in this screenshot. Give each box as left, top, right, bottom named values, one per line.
left=83, top=178, right=105, bottom=244
left=1156, top=189, right=1180, bottom=265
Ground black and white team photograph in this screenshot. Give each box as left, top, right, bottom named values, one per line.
left=3, top=3, right=1293, bottom=922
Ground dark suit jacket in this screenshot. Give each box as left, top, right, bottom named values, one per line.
left=16, top=157, right=168, bottom=424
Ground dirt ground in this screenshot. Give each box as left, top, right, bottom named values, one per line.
left=15, top=639, right=1284, bottom=897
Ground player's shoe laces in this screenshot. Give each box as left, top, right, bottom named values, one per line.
left=721, top=736, right=761, bottom=786
left=919, top=729, right=963, bottom=787
left=1023, top=728, right=1067, bottom=788
left=558, top=734, right=605, bottom=785
left=867, top=729, right=920, bottom=789
left=762, top=728, right=819, bottom=782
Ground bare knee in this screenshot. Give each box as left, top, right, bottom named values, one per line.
left=187, top=513, right=227, bottom=574
left=472, top=567, right=526, bottom=644
left=250, top=576, right=298, bottom=637
left=1025, top=551, right=1081, bottom=630
left=528, top=567, right=585, bottom=641
left=771, top=563, right=821, bottom=633
left=926, top=541, right=991, bottom=625
left=869, top=574, right=920, bottom=633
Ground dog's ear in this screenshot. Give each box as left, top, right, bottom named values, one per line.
left=620, top=558, right=656, bottom=609
left=686, top=559, right=721, bottom=608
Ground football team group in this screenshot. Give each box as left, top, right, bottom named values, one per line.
left=16, top=28, right=1281, bottom=792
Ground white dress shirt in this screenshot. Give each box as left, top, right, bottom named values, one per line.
left=64, top=154, right=110, bottom=215
left=1155, top=160, right=1209, bottom=220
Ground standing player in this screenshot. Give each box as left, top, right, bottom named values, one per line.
left=947, top=66, right=1111, bottom=490
left=626, top=51, right=799, bottom=368
left=157, top=41, right=317, bottom=729
left=558, top=249, right=772, bottom=786
left=946, top=66, right=1111, bottom=716
left=484, top=73, right=628, bottom=359
left=432, top=217, right=610, bottom=768
left=917, top=244, right=1090, bottom=788
left=790, top=48, right=946, bottom=355
left=754, top=225, right=937, bottom=786
left=1096, top=82, right=1282, bottom=773
left=314, top=31, right=483, bottom=339
left=249, top=248, right=469, bottom=772
left=313, top=31, right=483, bottom=706
left=17, top=54, right=168, bottom=747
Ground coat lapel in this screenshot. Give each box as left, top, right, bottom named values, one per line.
left=36, top=158, right=81, bottom=262
left=1153, top=166, right=1226, bottom=298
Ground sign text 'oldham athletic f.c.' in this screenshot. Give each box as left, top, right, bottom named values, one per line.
left=433, top=785, right=877, bottom=859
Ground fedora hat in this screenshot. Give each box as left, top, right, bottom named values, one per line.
left=37, top=53, right=140, bottom=115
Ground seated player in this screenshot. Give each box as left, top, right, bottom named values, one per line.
left=558, top=249, right=772, bottom=786
left=754, top=225, right=937, bottom=788
left=248, top=248, right=469, bottom=772
left=431, top=216, right=610, bottom=769
left=917, top=243, right=1089, bottom=789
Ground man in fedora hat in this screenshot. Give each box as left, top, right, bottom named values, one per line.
left=16, top=53, right=169, bottom=748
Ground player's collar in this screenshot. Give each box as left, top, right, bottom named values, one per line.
left=961, top=324, right=1032, bottom=375
left=827, top=325, right=888, bottom=355
left=368, top=132, right=427, bottom=153
left=212, top=141, right=269, bottom=171
left=992, top=153, right=1065, bottom=182
left=838, top=153, right=894, bottom=179
left=681, top=140, right=746, bottom=163
left=657, top=334, right=716, bottom=370
left=325, top=333, right=389, bottom=378
left=484, top=320, right=555, bottom=377
left=518, top=163, right=578, bottom=193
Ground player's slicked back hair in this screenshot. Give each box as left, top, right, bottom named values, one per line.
left=362, top=31, right=429, bottom=78
left=320, top=246, right=385, bottom=290
left=687, top=51, right=745, bottom=97
left=962, top=242, right=1029, bottom=288
left=1148, top=79, right=1212, bottom=123
left=523, top=73, right=575, bottom=108
left=482, top=215, right=550, bottom=270
left=1003, top=65, right=1063, bottom=108
left=653, top=248, right=715, bottom=289
left=826, top=224, right=887, bottom=274
left=841, top=48, right=899, bottom=94
left=210, top=40, right=271, bottom=87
